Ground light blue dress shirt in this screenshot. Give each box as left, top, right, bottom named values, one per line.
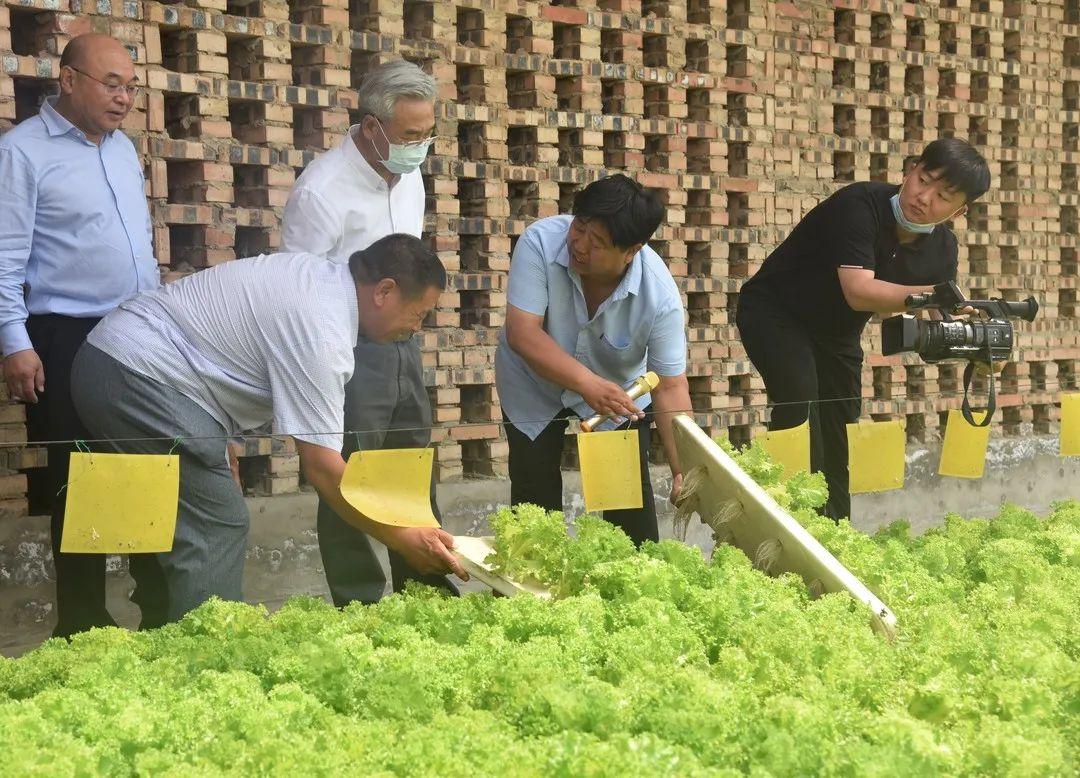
left=495, top=214, right=687, bottom=440
left=0, top=97, right=159, bottom=356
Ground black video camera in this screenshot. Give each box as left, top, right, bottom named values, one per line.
left=881, top=281, right=1038, bottom=363
left=880, top=281, right=1039, bottom=426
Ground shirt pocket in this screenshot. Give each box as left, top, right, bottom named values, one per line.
left=599, top=332, right=632, bottom=350
left=591, top=330, right=643, bottom=378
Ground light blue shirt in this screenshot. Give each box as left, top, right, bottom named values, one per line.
left=0, top=97, right=159, bottom=356
left=495, top=215, right=687, bottom=440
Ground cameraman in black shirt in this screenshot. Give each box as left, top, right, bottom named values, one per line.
left=735, top=138, right=991, bottom=520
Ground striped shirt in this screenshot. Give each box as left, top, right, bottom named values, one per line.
left=87, top=253, right=358, bottom=451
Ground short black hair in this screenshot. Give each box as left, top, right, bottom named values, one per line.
left=348, top=234, right=446, bottom=298
left=915, top=138, right=991, bottom=203
left=571, top=174, right=665, bottom=249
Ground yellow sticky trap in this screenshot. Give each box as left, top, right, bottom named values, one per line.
left=1062, top=393, right=1080, bottom=457
left=847, top=420, right=905, bottom=494
left=759, top=420, right=811, bottom=479
left=578, top=429, right=643, bottom=512
left=339, top=448, right=439, bottom=527
left=938, top=409, right=991, bottom=478
left=61, top=452, right=179, bottom=553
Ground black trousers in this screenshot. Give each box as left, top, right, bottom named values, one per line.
left=316, top=336, right=457, bottom=607
left=504, top=410, right=659, bottom=546
left=734, top=289, right=862, bottom=521
left=27, top=314, right=167, bottom=636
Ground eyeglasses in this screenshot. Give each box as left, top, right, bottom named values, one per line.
left=67, top=67, right=142, bottom=98
left=374, top=117, right=437, bottom=147
left=396, top=136, right=438, bottom=149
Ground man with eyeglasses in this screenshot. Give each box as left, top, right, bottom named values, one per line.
left=281, top=60, right=452, bottom=605
left=0, top=33, right=161, bottom=637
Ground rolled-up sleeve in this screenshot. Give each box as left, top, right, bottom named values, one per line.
left=0, top=147, right=37, bottom=356
left=506, top=228, right=549, bottom=316
left=646, top=301, right=687, bottom=377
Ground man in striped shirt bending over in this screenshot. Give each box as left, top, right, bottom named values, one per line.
left=70, top=235, right=467, bottom=622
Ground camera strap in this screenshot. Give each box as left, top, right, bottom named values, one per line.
left=961, top=340, right=995, bottom=427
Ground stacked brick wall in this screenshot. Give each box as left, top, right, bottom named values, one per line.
left=0, top=0, right=1077, bottom=510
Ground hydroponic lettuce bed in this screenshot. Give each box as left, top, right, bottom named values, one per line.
left=1, top=444, right=1076, bottom=776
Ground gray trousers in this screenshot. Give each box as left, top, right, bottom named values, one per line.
left=71, top=345, right=249, bottom=622
left=317, top=335, right=457, bottom=606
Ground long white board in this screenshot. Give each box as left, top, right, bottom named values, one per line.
left=673, top=416, right=898, bottom=639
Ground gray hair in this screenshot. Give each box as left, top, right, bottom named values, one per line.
left=357, top=60, right=436, bottom=122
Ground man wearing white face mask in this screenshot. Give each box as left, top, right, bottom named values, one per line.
left=281, top=60, right=453, bottom=605
left=736, top=138, right=991, bottom=521
left=282, top=60, right=433, bottom=260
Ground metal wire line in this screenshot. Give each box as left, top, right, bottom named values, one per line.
left=1, top=380, right=1073, bottom=449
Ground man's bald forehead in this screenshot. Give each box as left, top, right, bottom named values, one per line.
left=59, top=33, right=130, bottom=71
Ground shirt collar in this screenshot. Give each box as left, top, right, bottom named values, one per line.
left=620, top=251, right=643, bottom=297
left=40, top=97, right=108, bottom=144
left=40, top=97, right=77, bottom=137
left=342, top=125, right=393, bottom=189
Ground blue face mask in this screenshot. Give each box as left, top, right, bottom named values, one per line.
left=890, top=185, right=964, bottom=235
left=889, top=193, right=936, bottom=234
left=374, top=120, right=433, bottom=175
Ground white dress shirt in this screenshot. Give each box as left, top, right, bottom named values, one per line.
left=281, top=126, right=425, bottom=262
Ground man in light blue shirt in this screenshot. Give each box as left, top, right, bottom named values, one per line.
left=495, top=174, right=693, bottom=544
left=0, top=34, right=160, bottom=637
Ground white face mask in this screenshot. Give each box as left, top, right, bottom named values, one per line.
left=891, top=182, right=964, bottom=234
left=372, top=119, right=433, bottom=175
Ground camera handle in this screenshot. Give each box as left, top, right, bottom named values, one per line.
left=960, top=339, right=996, bottom=428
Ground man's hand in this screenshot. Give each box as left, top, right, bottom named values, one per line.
left=298, top=441, right=469, bottom=582
left=580, top=375, right=643, bottom=423
left=925, top=305, right=977, bottom=320
left=669, top=471, right=683, bottom=506
left=383, top=525, right=469, bottom=580
left=3, top=349, right=44, bottom=403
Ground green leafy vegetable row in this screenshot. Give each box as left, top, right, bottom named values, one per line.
left=1, top=442, right=1076, bottom=776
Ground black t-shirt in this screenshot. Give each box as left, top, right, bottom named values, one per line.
left=742, top=182, right=958, bottom=339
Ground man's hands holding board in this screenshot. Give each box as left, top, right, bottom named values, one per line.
left=295, top=440, right=469, bottom=580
